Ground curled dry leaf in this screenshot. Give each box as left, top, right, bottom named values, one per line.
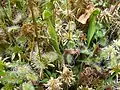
left=77, top=5, right=94, bottom=24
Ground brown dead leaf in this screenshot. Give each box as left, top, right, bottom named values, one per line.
left=77, top=5, right=94, bottom=24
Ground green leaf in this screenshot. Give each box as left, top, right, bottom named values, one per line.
left=42, top=10, right=52, bottom=19
left=0, top=60, right=5, bottom=70
left=48, top=20, right=61, bottom=54
left=87, top=9, right=100, bottom=46
left=43, top=10, right=61, bottom=54
left=0, top=60, right=6, bottom=76
left=45, top=70, right=51, bottom=76
left=22, top=82, right=35, bottom=90
left=0, top=69, right=6, bottom=76
left=16, top=0, right=22, bottom=10
left=40, top=78, right=49, bottom=83
left=12, top=45, right=23, bottom=53
left=51, top=73, right=57, bottom=78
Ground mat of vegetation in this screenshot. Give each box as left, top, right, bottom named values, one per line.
left=0, top=0, right=120, bottom=90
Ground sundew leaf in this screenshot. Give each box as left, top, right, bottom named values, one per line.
left=42, top=10, right=52, bottom=19
left=43, top=10, right=61, bottom=54
left=87, top=9, right=100, bottom=46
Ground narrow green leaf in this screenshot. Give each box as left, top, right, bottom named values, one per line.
left=87, top=9, right=100, bottom=46
left=51, top=73, right=57, bottom=78
left=0, top=60, right=6, bottom=76
left=45, top=70, right=51, bottom=76
left=48, top=19, right=61, bottom=54
left=43, top=10, right=61, bottom=54
left=42, top=10, right=52, bottom=19
left=40, top=78, right=49, bottom=83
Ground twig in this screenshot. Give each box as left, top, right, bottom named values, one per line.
left=111, top=0, right=120, bottom=15
left=28, top=0, right=41, bottom=59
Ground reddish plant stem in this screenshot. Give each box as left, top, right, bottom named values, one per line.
left=28, top=0, right=41, bottom=59
left=111, top=0, right=120, bottom=15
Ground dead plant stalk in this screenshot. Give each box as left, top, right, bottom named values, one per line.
left=28, top=0, right=41, bottom=59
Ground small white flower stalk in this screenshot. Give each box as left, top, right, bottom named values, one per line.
left=45, top=77, right=63, bottom=90
left=58, top=65, right=75, bottom=86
